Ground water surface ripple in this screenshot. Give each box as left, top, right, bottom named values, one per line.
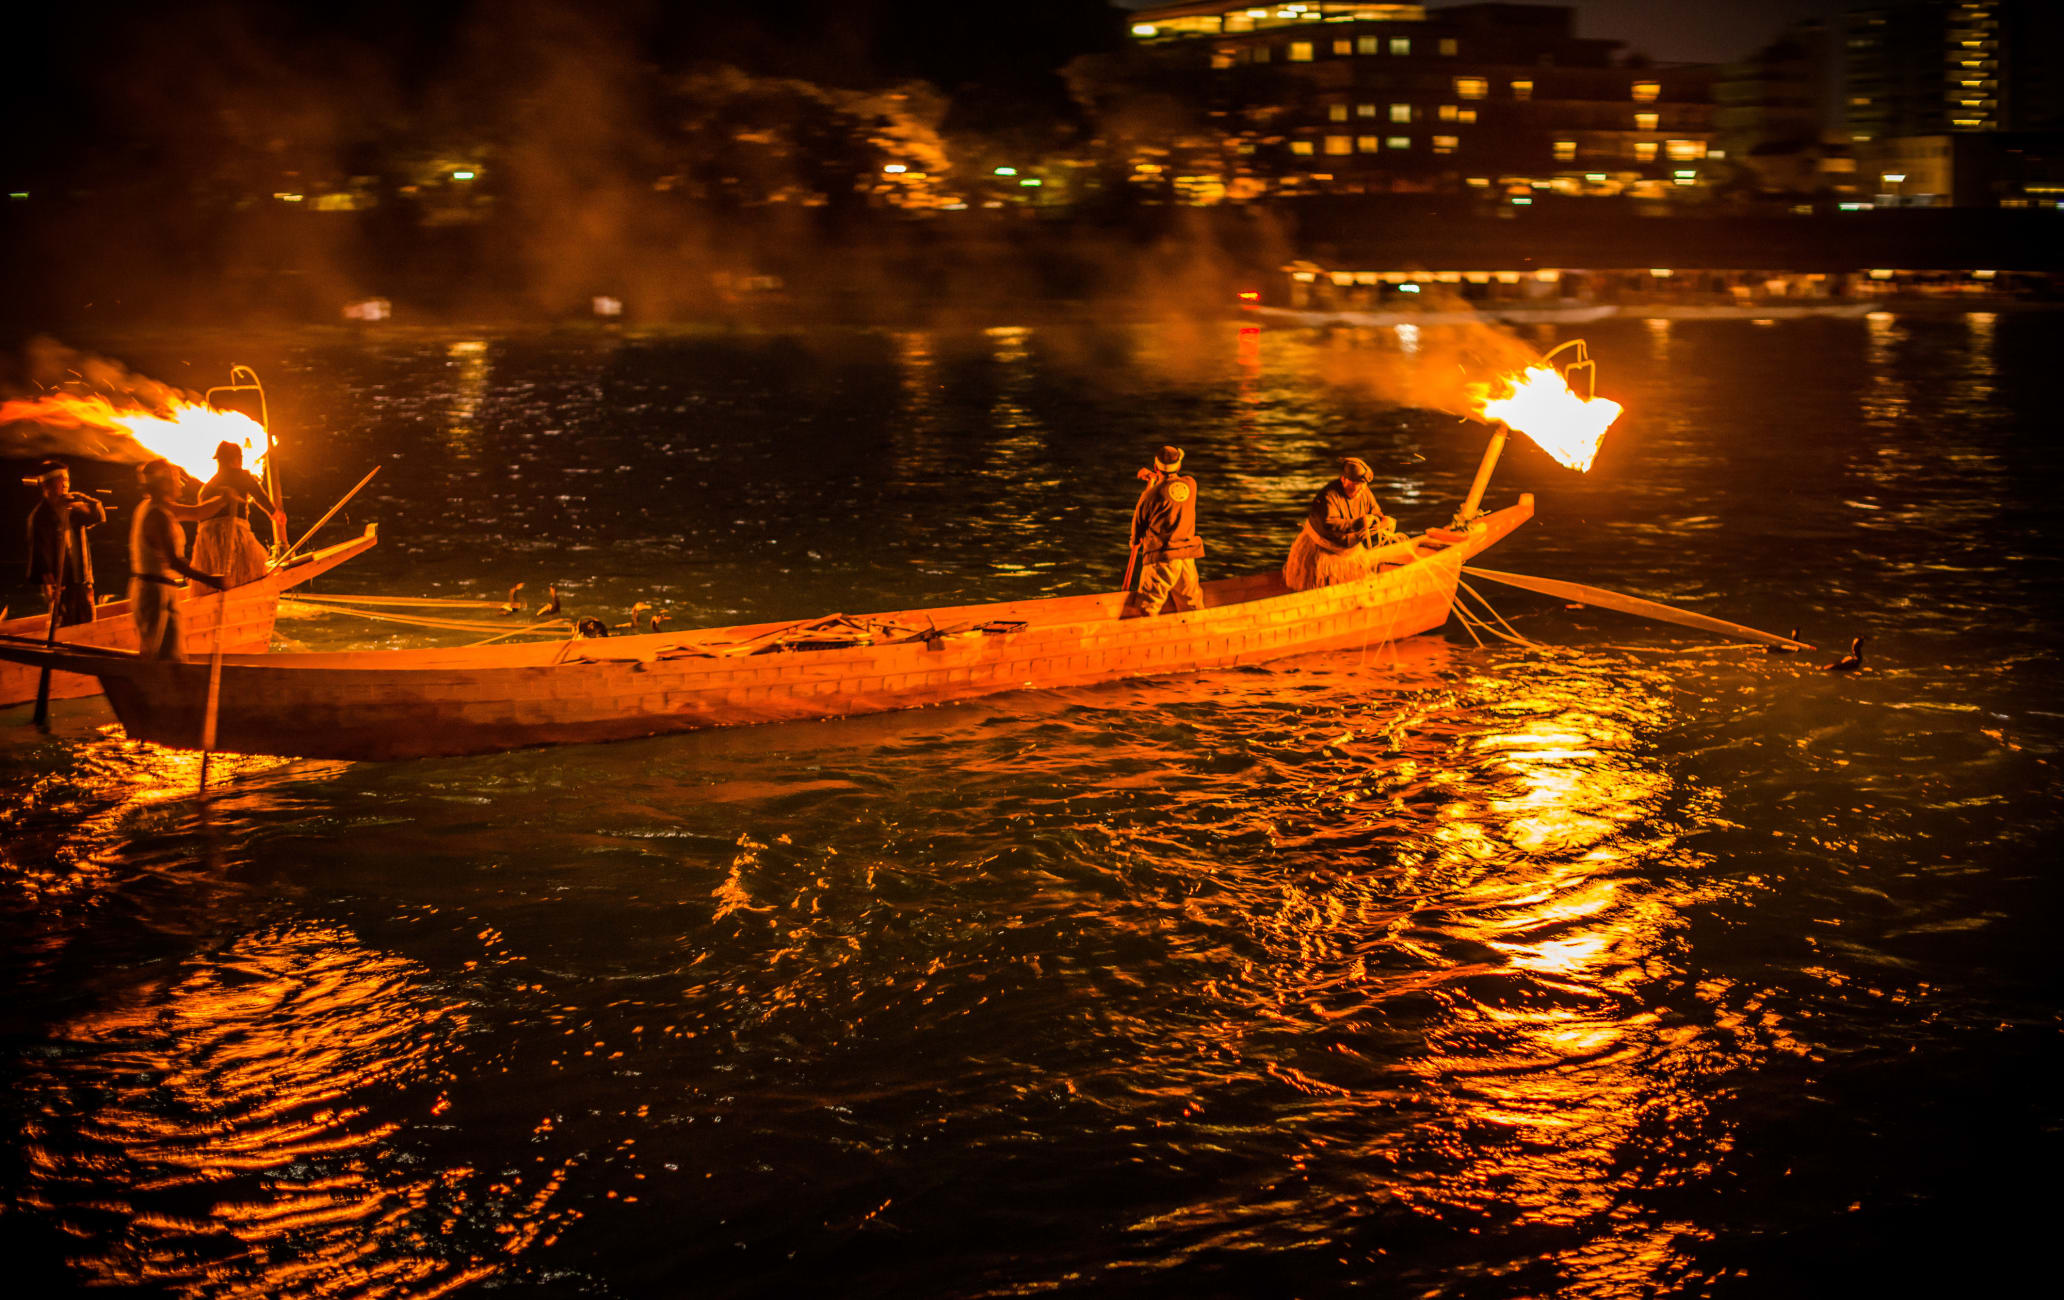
left=2, top=317, right=2059, bottom=1297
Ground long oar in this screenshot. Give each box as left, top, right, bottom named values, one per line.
left=198, top=593, right=226, bottom=792
left=1461, top=566, right=1812, bottom=650
left=268, top=466, right=381, bottom=573
left=29, top=526, right=67, bottom=729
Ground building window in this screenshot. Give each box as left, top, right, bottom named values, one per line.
left=1332, top=38, right=1352, bottom=56
left=1325, top=135, right=1353, bottom=156
left=1357, top=103, right=1377, bottom=118
left=1387, top=135, right=1412, bottom=150
left=1458, top=108, right=1478, bottom=124
left=1433, top=135, right=1459, bottom=154
left=1438, top=104, right=1459, bottom=122
left=1633, top=141, right=1658, bottom=161
left=1665, top=139, right=1706, bottom=161
left=1553, top=140, right=1577, bottom=160
left=1390, top=37, right=1411, bottom=55
left=1390, top=103, right=1412, bottom=123
left=1357, top=36, right=1379, bottom=55
left=1357, top=135, right=1381, bottom=153
left=1291, top=139, right=1315, bottom=156
left=1439, top=38, right=1458, bottom=56
left=1290, top=41, right=1314, bottom=62
left=1329, top=104, right=1349, bottom=122
left=1635, top=112, right=1659, bottom=131
left=1456, top=77, right=1488, bottom=99
left=1511, top=80, right=1534, bottom=101
left=1632, top=81, right=1660, bottom=102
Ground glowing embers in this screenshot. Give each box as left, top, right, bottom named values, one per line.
left=0, top=390, right=270, bottom=480
left=1469, top=364, right=1623, bottom=473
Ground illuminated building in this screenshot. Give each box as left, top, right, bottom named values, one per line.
left=1124, top=2, right=1719, bottom=202
left=1840, top=3, right=2064, bottom=207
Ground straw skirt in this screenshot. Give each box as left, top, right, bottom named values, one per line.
left=1282, top=523, right=1376, bottom=591
left=193, top=517, right=270, bottom=589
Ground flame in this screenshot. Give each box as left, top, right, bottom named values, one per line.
left=1471, top=364, right=1622, bottom=473
left=0, top=391, right=269, bottom=481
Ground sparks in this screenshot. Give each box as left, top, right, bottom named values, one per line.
left=1471, top=364, right=1622, bottom=473
left=0, top=392, right=268, bottom=481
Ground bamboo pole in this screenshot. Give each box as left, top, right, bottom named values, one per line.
left=29, top=521, right=66, bottom=730
left=198, top=598, right=225, bottom=792
left=1456, top=422, right=1509, bottom=526
left=1461, top=566, right=1813, bottom=650
left=268, top=466, right=381, bottom=573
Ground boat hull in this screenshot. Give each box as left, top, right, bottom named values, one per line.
left=0, top=527, right=378, bottom=708
left=3, top=503, right=1528, bottom=761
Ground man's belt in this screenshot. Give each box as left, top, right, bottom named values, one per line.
left=1297, top=521, right=1361, bottom=555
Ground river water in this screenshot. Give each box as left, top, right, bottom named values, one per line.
left=1, top=315, right=2059, bottom=1297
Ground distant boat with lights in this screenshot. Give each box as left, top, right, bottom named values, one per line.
left=0, top=349, right=1620, bottom=762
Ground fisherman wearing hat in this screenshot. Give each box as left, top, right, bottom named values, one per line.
left=1282, top=456, right=1393, bottom=591
left=193, top=440, right=286, bottom=589
left=1126, top=444, right=1205, bottom=617
left=23, top=459, right=107, bottom=626
left=130, top=458, right=224, bottom=660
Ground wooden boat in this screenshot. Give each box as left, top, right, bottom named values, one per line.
left=0, top=525, right=378, bottom=708
left=0, top=500, right=1530, bottom=761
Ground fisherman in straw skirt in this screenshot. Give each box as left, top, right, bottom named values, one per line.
left=130, top=458, right=224, bottom=660
left=1282, top=457, right=1394, bottom=591
left=1126, top=444, right=1205, bottom=616
left=193, top=440, right=286, bottom=589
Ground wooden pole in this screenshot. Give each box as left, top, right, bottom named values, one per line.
left=199, top=593, right=225, bottom=791
left=29, top=519, right=67, bottom=730
left=1461, top=565, right=1814, bottom=650
left=1456, top=422, right=1509, bottom=526
left=268, top=466, right=380, bottom=572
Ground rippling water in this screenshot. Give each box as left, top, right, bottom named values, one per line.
left=3, top=315, right=2060, bottom=1297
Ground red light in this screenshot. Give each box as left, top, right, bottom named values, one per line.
left=1237, top=290, right=1260, bottom=306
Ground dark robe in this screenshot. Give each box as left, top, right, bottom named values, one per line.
left=26, top=493, right=106, bottom=626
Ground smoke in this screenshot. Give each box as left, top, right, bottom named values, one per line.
left=1306, top=289, right=1554, bottom=418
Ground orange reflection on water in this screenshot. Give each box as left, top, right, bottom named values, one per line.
left=17, top=922, right=566, bottom=1298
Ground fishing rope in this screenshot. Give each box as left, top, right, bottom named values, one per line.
left=282, top=592, right=509, bottom=609
left=278, top=597, right=572, bottom=636
left=1457, top=579, right=1543, bottom=648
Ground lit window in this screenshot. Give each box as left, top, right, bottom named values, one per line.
left=1329, top=104, right=1349, bottom=122
left=1357, top=135, right=1381, bottom=153
left=1433, top=135, right=1459, bottom=154
left=1632, top=81, right=1660, bottom=102
left=1511, top=80, right=1533, bottom=101
left=1633, top=141, right=1658, bottom=161
left=1357, top=103, right=1377, bottom=118
left=1390, top=103, right=1412, bottom=123
left=1325, top=135, right=1353, bottom=156
left=1553, top=140, right=1576, bottom=160
left=1636, top=112, right=1659, bottom=131
left=1333, top=39, right=1352, bottom=56
left=1291, top=139, right=1315, bottom=155
left=1458, top=108, right=1477, bottom=123
left=1290, top=41, right=1314, bottom=62
left=1387, top=135, right=1412, bottom=150
left=1357, top=36, right=1379, bottom=55
left=1456, top=77, right=1488, bottom=99
left=1390, top=37, right=1411, bottom=55
left=1438, top=104, right=1459, bottom=121
left=1665, top=139, right=1706, bottom=161
left=1439, top=38, right=1458, bottom=56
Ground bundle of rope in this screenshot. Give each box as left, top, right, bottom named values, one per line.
left=278, top=596, right=573, bottom=637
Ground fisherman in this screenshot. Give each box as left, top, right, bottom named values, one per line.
left=193, top=441, right=286, bottom=589
left=1282, top=457, right=1393, bottom=591
left=24, top=459, right=107, bottom=626
left=1126, top=444, right=1205, bottom=617
left=130, top=458, right=224, bottom=660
